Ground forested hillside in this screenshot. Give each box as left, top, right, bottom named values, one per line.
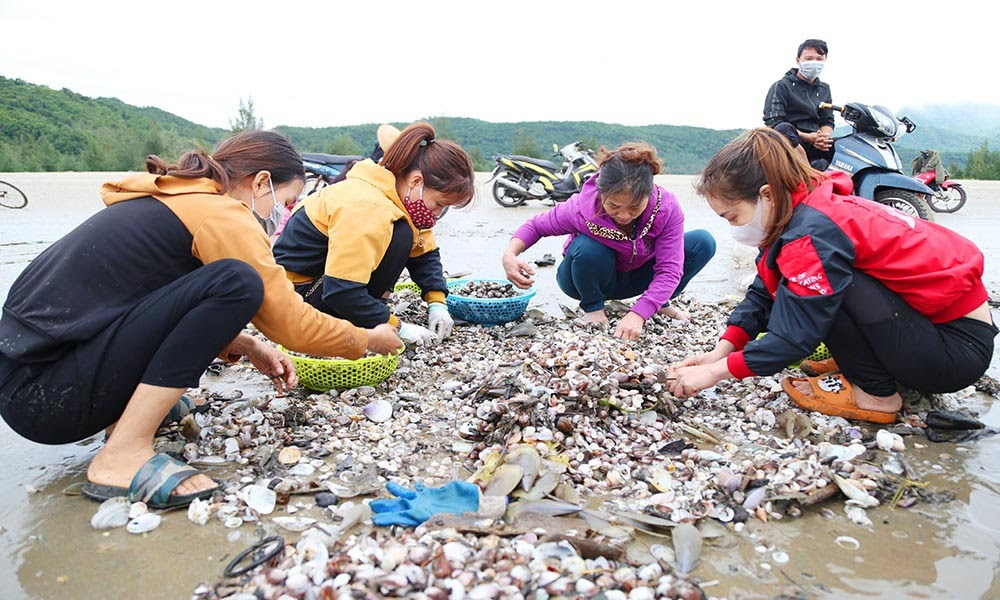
left=3, top=76, right=1000, bottom=176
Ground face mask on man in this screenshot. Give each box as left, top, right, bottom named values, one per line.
left=730, top=196, right=768, bottom=247
left=799, top=60, right=825, bottom=80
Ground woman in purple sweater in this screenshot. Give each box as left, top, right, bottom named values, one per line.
left=502, top=143, right=715, bottom=340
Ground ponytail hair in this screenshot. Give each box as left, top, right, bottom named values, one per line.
left=380, top=122, right=475, bottom=207
left=145, top=130, right=305, bottom=193
left=595, top=142, right=663, bottom=202
left=696, top=128, right=822, bottom=247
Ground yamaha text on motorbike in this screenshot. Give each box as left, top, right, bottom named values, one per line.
left=819, top=102, right=936, bottom=220
left=488, top=142, right=599, bottom=207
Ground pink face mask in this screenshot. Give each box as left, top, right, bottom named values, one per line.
left=403, top=185, right=440, bottom=229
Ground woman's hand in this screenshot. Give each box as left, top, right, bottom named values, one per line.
left=502, top=252, right=535, bottom=289
left=367, top=323, right=404, bottom=355
left=245, top=339, right=298, bottom=394
left=668, top=361, right=729, bottom=398
left=613, top=311, right=645, bottom=341
left=671, top=340, right=736, bottom=370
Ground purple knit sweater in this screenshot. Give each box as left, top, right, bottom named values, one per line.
left=511, top=176, right=685, bottom=320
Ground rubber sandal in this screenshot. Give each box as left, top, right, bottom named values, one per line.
left=800, top=358, right=839, bottom=377
left=82, top=453, right=220, bottom=509
left=159, top=394, right=208, bottom=429
left=781, top=373, right=897, bottom=424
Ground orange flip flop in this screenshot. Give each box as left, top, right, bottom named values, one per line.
left=781, top=373, right=897, bottom=424
left=800, top=358, right=839, bottom=377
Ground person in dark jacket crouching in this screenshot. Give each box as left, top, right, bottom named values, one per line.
left=669, top=128, right=996, bottom=424
left=763, top=38, right=835, bottom=166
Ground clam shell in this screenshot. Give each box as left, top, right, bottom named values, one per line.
left=504, top=445, right=542, bottom=490
left=672, top=522, right=702, bottom=574
left=835, top=535, right=860, bottom=550
left=187, top=498, right=211, bottom=525
left=833, top=475, right=879, bottom=508
left=90, top=497, right=131, bottom=530
left=242, top=484, right=277, bottom=514
left=484, top=464, right=524, bottom=497
left=363, top=399, right=393, bottom=423
left=278, top=447, right=302, bottom=464
left=126, top=512, right=162, bottom=534
left=876, top=429, right=905, bottom=452
left=273, top=516, right=317, bottom=532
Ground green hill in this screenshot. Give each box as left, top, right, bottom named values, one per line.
left=2, top=75, right=999, bottom=175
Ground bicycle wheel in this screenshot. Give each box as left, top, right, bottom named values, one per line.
left=0, top=180, right=28, bottom=209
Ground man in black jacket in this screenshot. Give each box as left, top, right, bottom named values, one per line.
left=763, top=39, right=834, bottom=166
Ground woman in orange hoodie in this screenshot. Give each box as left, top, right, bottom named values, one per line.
left=0, top=131, right=402, bottom=508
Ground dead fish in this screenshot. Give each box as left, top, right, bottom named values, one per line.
left=672, top=522, right=702, bottom=574
left=506, top=321, right=539, bottom=338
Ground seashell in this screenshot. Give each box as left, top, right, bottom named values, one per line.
left=742, top=486, right=767, bottom=510
left=713, top=506, right=735, bottom=522
left=516, top=470, right=560, bottom=501
left=697, top=450, right=725, bottom=463
left=224, top=516, right=243, bottom=528
left=363, top=399, right=393, bottom=423
left=126, top=512, right=162, bottom=534
left=772, top=551, right=790, bottom=565
left=833, top=475, right=879, bottom=508
left=844, top=504, right=873, bottom=527
left=484, top=464, right=524, bottom=497
left=128, top=502, right=149, bottom=520
left=876, top=429, right=905, bottom=452
left=242, top=484, right=277, bottom=514
left=90, top=497, right=131, bottom=530
left=187, top=498, right=211, bottom=525
left=672, top=522, right=702, bottom=574
left=285, top=571, right=311, bottom=596
left=273, top=516, right=317, bottom=532
left=468, top=583, right=501, bottom=599
left=443, top=541, right=475, bottom=563
left=835, top=535, right=860, bottom=550
left=644, top=468, right=673, bottom=493
left=533, top=540, right=578, bottom=561
left=278, top=447, right=302, bottom=464
left=504, top=445, right=542, bottom=490
left=288, top=463, right=315, bottom=477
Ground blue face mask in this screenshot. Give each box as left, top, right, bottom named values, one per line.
left=799, top=60, right=825, bottom=80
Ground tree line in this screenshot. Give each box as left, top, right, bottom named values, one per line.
left=3, top=75, right=999, bottom=178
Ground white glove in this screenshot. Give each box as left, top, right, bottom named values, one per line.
left=398, top=321, right=439, bottom=346
left=427, top=302, right=454, bottom=339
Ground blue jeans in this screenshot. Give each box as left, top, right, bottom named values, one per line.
left=556, top=230, right=716, bottom=313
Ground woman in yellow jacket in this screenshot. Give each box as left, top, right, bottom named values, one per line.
left=0, top=131, right=401, bottom=509
left=273, top=122, right=475, bottom=345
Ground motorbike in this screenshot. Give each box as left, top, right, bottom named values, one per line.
left=911, top=149, right=967, bottom=213
left=488, top=142, right=599, bottom=207
left=301, top=152, right=364, bottom=198
left=818, top=101, right=936, bottom=220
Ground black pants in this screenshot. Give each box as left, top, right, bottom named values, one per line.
left=826, top=272, right=997, bottom=396
left=0, top=259, right=264, bottom=444
left=773, top=122, right=835, bottom=165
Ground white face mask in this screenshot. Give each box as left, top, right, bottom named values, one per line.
left=730, top=197, right=768, bottom=247
left=799, top=60, right=824, bottom=79
left=251, top=178, right=283, bottom=234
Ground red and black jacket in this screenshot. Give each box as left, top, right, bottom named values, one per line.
left=721, top=172, right=987, bottom=379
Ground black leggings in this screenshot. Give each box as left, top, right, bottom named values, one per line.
left=0, top=259, right=264, bottom=444
left=826, top=272, right=997, bottom=396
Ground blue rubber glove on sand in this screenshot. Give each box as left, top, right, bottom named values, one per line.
left=370, top=481, right=480, bottom=527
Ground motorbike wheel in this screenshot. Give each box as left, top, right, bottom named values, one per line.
left=927, top=184, right=967, bottom=213
left=874, top=189, right=934, bottom=221
left=492, top=178, right=527, bottom=208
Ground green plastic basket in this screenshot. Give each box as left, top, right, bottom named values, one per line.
left=279, top=346, right=401, bottom=391
left=755, top=334, right=831, bottom=368
left=393, top=281, right=421, bottom=294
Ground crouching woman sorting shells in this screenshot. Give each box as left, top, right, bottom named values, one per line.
left=502, top=142, right=716, bottom=340
left=670, top=128, right=997, bottom=423
left=273, top=122, right=475, bottom=347
left=0, top=131, right=401, bottom=509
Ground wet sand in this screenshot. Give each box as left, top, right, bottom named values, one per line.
left=0, top=172, right=998, bottom=599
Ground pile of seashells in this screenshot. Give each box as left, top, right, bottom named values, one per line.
left=453, top=280, right=523, bottom=299
left=125, top=290, right=974, bottom=599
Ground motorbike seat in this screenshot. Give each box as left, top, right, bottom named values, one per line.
left=508, top=155, right=559, bottom=171
left=302, top=152, right=365, bottom=167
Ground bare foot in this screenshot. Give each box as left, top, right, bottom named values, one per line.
left=790, top=379, right=902, bottom=413
left=582, top=309, right=609, bottom=324
left=657, top=305, right=691, bottom=321
left=87, top=444, right=216, bottom=497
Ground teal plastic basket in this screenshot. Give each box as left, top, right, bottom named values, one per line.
left=446, top=279, right=535, bottom=325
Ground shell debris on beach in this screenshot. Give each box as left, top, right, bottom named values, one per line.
left=146, top=289, right=977, bottom=599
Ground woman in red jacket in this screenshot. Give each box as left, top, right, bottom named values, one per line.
left=670, top=128, right=996, bottom=423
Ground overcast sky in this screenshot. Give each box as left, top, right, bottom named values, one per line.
left=2, top=0, right=994, bottom=131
